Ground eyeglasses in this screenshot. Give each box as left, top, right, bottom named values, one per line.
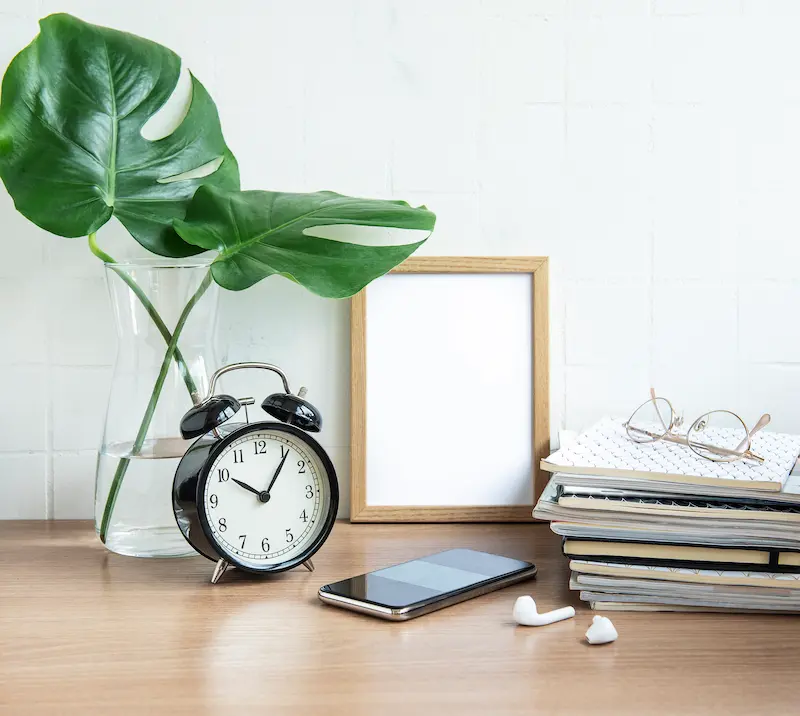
left=624, top=389, right=771, bottom=464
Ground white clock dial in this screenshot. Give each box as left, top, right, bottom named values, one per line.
left=201, top=427, right=332, bottom=569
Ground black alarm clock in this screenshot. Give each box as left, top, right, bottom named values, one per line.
left=172, top=362, right=338, bottom=584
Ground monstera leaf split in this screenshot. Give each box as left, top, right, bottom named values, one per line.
left=0, top=13, right=239, bottom=257
left=175, top=186, right=435, bottom=297
left=0, top=13, right=435, bottom=291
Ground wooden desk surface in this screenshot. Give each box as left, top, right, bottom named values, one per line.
left=1, top=521, right=799, bottom=715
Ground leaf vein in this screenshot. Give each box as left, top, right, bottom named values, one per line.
left=116, top=134, right=208, bottom=175
left=101, top=40, right=119, bottom=206
left=218, top=206, right=332, bottom=256
left=56, top=73, right=108, bottom=115
left=228, top=193, right=243, bottom=249
left=18, top=100, right=107, bottom=170
left=114, top=205, right=165, bottom=222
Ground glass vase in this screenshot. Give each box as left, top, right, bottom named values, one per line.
left=95, top=258, right=219, bottom=557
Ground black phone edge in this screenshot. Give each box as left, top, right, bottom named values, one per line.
left=318, top=563, right=538, bottom=621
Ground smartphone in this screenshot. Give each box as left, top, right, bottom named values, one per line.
left=318, top=548, right=537, bottom=621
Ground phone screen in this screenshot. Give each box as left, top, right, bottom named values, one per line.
left=320, top=549, right=535, bottom=609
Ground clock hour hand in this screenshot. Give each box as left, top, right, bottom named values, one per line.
left=231, top=478, right=262, bottom=498
left=264, top=450, right=290, bottom=497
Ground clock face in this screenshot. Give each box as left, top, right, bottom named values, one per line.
left=199, top=424, right=336, bottom=571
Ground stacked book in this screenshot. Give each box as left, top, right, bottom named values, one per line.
left=533, top=418, right=800, bottom=612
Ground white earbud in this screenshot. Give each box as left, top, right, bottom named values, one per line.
left=513, top=596, right=576, bottom=626
left=585, top=615, right=618, bottom=645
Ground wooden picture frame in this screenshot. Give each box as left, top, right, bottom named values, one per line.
left=350, top=257, right=549, bottom=522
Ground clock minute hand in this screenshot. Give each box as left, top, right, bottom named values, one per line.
left=231, top=478, right=262, bottom=498
left=265, top=451, right=290, bottom=497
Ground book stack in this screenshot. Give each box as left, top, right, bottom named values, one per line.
left=533, top=418, right=800, bottom=612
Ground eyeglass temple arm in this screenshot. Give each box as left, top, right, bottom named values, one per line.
left=658, top=430, right=765, bottom=463
left=735, top=413, right=771, bottom=453
left=629, top=426, right=765, bottom=463
left=649, top=387, right=671, bottom=432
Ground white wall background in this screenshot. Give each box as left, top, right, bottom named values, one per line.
left=2, top=0, right=800, bottom=519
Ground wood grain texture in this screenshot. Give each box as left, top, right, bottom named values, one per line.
left=2, top=521, right=800, bottom=716
left=350, top=289, right=367, bottom=519
left=391, top=256, right=547, bottom=273
left=350, top=256, right=550, bottom=522
left=531, top=258, right=550, bottom=506
left=351, top=505, right=535, bottom=523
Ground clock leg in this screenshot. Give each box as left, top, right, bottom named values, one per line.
left=302, top=559, right=315, bottom=573
left=211, top=559, right=230, bottom=585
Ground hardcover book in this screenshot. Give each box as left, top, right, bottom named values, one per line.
left=562, top=538, right=800, bottom=572
left=570, top=559, right=800, bottom=589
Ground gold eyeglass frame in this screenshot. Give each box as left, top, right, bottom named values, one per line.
left=624, top=388, right=771, bottom=464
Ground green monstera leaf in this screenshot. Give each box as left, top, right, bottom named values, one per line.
left=0, top=13, right=239, bottom=256
left=174, top=186, right=436, bottom=298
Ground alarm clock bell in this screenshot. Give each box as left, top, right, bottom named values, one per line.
left=172, top=362, right=338, bottom=584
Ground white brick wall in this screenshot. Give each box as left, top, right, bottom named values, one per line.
left=1, top=0, right=799, bottom=519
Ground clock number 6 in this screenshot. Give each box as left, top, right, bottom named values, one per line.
left=261, top=538, right=270, bottom=552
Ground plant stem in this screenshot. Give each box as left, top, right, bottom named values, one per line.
left=99, top=269, right=213, bottom=543
left=88, top=233, right=201, bottom=403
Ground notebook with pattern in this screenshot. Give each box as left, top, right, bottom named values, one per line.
left=542, top=418, right=800, bottom=491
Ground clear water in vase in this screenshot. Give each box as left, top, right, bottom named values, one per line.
left=96, top=259, right=219, bottom=557
left=96, top=439, right=197, bottom=557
